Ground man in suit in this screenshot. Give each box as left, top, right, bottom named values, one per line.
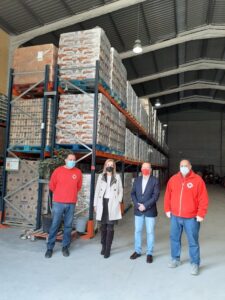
left=130, top=162, right=160, bottom=263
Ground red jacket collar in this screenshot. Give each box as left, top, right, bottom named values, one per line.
left=178, top=170, right=195, bottom=179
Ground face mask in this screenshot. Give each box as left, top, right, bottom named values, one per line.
left=180, top=166, right=189, bottom=176
left=106, top=166, right=113, bottom=173
left=142, top=169, right=151, bottom=176
left=66, top=161, right=76, bottom=169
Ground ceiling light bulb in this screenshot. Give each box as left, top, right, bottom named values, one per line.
left=155, top=99, right=161, bottom=107
left=133, top=39, right=143, bottom=54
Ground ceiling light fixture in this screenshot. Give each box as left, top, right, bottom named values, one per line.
left=155, top=99, right=161, bottom=107
left=133, top=4, right=143, bottom=54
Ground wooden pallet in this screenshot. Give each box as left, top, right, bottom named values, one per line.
left=29, top=229, right=78, bottom=241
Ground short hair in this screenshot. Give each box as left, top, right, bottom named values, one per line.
left=180, top=158, right=191, bottom=165
left=66, top=153, right=76, bottom=159
left=141, top=162, right=152, bottom=168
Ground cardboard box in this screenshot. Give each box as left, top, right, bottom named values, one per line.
left=5, top=160, right=48, bottom=225
left=9, top=98, right=53, bottom=147
left=13, top=44, right=58, bottom=84
left=56, top=94, right=125, bottom=153
left=58, top=28, right=111, bottom=87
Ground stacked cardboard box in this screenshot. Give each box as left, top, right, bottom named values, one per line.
left=56, top=94, right=126, bottom=153
left=125, top=84, right=150, bottom=135
left=123, top=173, right=134, bottom=210
left=5, top=160, right=48, bottom=225
left=125, top=129, right=134, bottom=159
left=110, top=47, right=127, bottom=104
left=58, top=28, right=111, bottom=87
left=0, top=93, right=7, bottom=121
left=13, top=44, right=58, bottom=84
left=9, top=98, right=53, bottom=147
left=152, top=169, right=160, bottom=179
left=151, top=107, right=157, bottom=138
left=126, top=81, right=133, bottom=113
left=56, top=94, right=110, bottom=147
left=139, top=139, right=150, bottom=162
left=161, top=130, right=166, bottom=148
left=139, top=98, right=150, bottom=115
left=132, top=95, right=138, bottom=120
left=125, top=128, right=168, bottom=164
left=75, top=174, right=91, bottom=218
left=125, top=129, right=144, bottom=161
left=156, top=119, right=162, bottom=145
left=126, top=81, right=137, bottom=118
left=139, top=102, right=149, bottom=133
left=117, top=112, right=126, bottom=153
left=108, top=104, right=119, bottom=151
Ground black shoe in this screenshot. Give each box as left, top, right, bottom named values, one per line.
left=101, top=245, right=106, bottom=255
left=45, top=249, right=53, bottom=258
left=146, top=255, right=153, bottom=263
left=104, top=229, right=114, bottom=259
left=62, top=246, right=70, bottom=257
left=130, top=252, right=141, bottom=260
left=104, top=248, right=111, bottom=259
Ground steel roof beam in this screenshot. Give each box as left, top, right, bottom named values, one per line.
left=120, top=25, right=225, bottom=59
left=155, top=96, right=225, bottom=109
left=144, top=81, right=225, bottom=98
left=130, top=59, right=225, bottom=84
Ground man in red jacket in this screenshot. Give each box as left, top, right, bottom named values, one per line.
left=164, top=159, right=208, bottom=275
left=45, top=153, right=82, bottom=258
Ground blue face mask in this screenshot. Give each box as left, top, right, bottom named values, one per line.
left=66, top=160, right=76, bottom=169
left=180, top=166, right=189, bottom=176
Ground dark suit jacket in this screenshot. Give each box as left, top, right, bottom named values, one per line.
left=131, top=175, right=160, bottom=217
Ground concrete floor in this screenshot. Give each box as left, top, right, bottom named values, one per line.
left=1, top=185, right=225, bottom=300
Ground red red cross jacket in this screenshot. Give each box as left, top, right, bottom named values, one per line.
left=164, top=170, right=209, bottom=218
left=49, top=166, right=82, bottom=204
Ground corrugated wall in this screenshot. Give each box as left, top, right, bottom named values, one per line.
left=161, top=109, right=225, bottom=176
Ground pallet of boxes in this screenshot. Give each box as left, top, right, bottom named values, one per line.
left=4, top=44, right=58, bottom=227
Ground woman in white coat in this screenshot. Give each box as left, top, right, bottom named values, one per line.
left=94, top=159, right=123, bottom=258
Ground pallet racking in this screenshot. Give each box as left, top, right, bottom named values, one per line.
left=0, top=61, right=169, bottom=239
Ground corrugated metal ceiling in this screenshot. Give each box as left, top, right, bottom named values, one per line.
left=0, top=0, right=225, bottom=110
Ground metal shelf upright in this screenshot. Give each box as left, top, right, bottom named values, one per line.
left=0, top=65, right=57, bottom=229
left=55, top=60, right=168, bottom=239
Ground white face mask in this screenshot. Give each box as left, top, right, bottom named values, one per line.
left=180, top=166, right=190, bottom=176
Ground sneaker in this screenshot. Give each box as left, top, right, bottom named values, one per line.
left=191, top=264, right=199, bottom=276
left=62, top=246, right=70, bottom=257
left=45, top=249, right=53, bottom=258
left=168, top=259, right=181, bottom=268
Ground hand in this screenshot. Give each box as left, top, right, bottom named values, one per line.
left=196, top=216, right=204, bottom=222
left=138, top=203, right=146, bottom=212
left=166, top=211, right=171, bottom=218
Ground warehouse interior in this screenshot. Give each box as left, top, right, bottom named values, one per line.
left=0, top=1, right=225, bottom=299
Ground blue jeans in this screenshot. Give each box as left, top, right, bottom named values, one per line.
left=47, top=202, right=75, bottom=250
left=134, top=215, right=156, bottom=255
left=170, top=214, right=200, bottom=265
